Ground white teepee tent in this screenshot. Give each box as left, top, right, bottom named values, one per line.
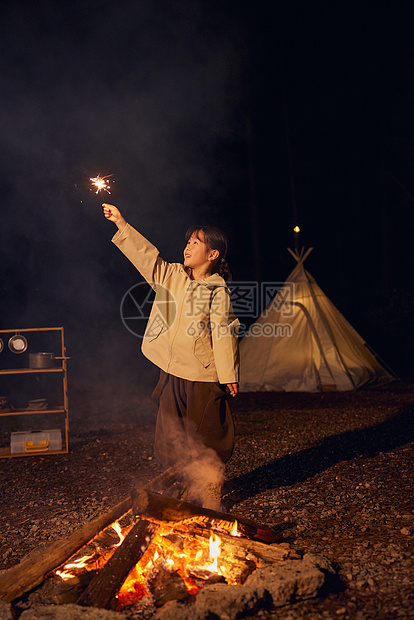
left=239, top=248, right=396, bottom=392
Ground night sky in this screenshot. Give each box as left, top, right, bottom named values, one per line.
left=1, top=0, right=413, bottom=397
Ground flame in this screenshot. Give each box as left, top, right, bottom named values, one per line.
left=55, top=552, right=96, bottom=579
left=111, top=520, right=126, bottom=547
left=206, top=531, right=221, bottom=572
left=90, top=174, right=112, bottom=194
left=230, top=520, right=239, bottom=536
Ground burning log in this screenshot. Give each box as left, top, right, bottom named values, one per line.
left=179, top=524, right=291, bottom=566
left=0, top=497, right=132, bottom=603
left=77, top=519, right=158, bottom=610
left=132, top=488, right=278, bottom=543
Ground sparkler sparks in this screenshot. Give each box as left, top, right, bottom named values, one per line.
left=90, top=174, right=112, bottom=194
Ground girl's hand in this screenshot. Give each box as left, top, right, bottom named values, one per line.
left=227, top=383, right=238, bottom=397
left=102, top=203, right=127, bottom=231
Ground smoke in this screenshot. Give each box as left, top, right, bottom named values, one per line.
left=180, top=448, right=225, bottom=512
left=0, top=0, right=248, bottom=414
left=154, top=403, right=228, bottom=512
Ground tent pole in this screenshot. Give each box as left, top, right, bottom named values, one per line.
left=363, top=342, right=400, bottom=381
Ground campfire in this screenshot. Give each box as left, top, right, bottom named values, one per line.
left=47, top=483, right=287, bottom=613
left=0, top=466, right=334, bottom=618
left=52, top=503, right=253, bottom=611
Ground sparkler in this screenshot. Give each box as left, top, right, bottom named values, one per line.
left=90, top=174, right=113, bottom=194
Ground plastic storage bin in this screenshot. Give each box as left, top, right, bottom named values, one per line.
left=11, top=429, right=62, bottom=454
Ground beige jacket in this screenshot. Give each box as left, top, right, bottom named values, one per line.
left=112, top=223, right=240, bottom=384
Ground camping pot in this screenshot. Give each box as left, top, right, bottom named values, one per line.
left=29, top=352, right=55, bottom=369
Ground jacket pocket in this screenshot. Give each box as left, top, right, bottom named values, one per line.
left=194, top=336, right=213, bottom=368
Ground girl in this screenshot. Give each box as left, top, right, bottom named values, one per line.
left=103, top=204, right=239, bottom=509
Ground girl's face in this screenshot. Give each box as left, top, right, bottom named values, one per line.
left=184, top=231, right=217, bottom=271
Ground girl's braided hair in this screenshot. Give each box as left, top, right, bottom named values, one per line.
left=185, top=225, right=232, bottom=282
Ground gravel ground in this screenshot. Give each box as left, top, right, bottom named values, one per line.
left=1, top=379, right=413, bottom=619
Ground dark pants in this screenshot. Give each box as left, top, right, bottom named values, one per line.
left=152, top=371, right=235, bottom=468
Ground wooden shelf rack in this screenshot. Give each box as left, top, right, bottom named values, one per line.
left=0, top=327, right=69, bottom=458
